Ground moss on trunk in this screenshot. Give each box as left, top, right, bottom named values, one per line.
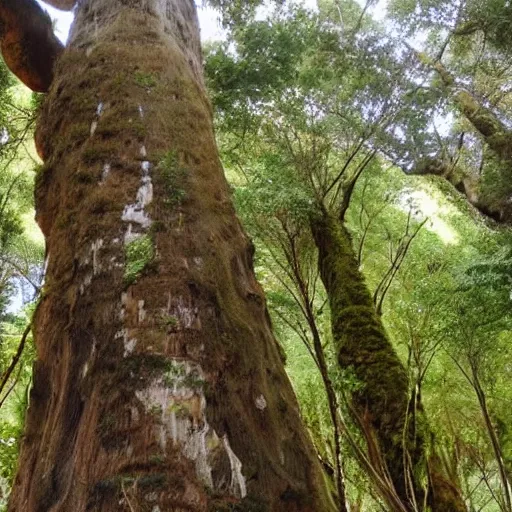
left=311, top=212, right=465, bottom=511
left=7, top=2, right=335, bottom=511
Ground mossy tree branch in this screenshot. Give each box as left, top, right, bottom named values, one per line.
left=401, top=52, right=512, bottom=224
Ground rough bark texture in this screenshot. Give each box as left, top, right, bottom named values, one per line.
left=8, top=2, right=335, bottom=511
left=41, top=0, right=77, bottom=10
left=311, top=213, right=466, bottom=512
left=0, top=0, right=63, bottom=92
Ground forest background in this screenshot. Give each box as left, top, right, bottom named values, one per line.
left=0, top=0, right=511, bottom=510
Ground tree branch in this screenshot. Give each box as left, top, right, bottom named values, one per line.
left=0, top=323, right=31, bottom=404
left=0, top=0, right=64, bottom=92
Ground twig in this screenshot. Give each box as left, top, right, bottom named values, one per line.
left=0, top=323, right=32, bottom=402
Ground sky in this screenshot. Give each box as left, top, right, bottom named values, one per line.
left=36, top=2, right=232, bottom=44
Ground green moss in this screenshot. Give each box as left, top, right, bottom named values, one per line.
left=312, top=213, right=421, bottom=500
left=67, top=122, right=91, bottom=145
left=81, top=146, right=114, bottom=165
left=456, top=90, right=503, bottom=138
left=148, top=454, right=165, bottom=465
left=87, top=192, right=113, bottom=215
left=118, top=354, right=162, bottom=384
left=34, top=163, right=51, bottom=185
left=134, top=71, right=157, bottom=88
left=55, top=211, right=77, bottom=230
left=98, top=114, right=147, bottom=141
left=149, top=403, right=163, bottom=416
left=98, top=413, right=116, bottom=436
left=156, top=150, right=188, bottom=207
left=150, top=220, right=166, bottom=233
left=162, top=361, right=205, bottom=391
left=183, top=373, right=205, bottom=391
left=124, top=234, right=155, bottom=285
left=163, top=314, right=178, bottom=327
left=168, top=402, right=189, bottom=417
left=138, top=473, right=167, bottom=489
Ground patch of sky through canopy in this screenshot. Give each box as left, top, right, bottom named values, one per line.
left=37, top=1, right=230, bottom=44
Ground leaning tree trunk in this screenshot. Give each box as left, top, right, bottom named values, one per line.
left=311, top=212, right=466, bottom=512
left=7, top=1, right=335, bottom=511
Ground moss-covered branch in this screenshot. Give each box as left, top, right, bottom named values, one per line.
left=311, top=213, right=415, bottom=500
left=409, top=55, right=512, bottom=223
left=426, top=57, right=512, bottom=159
left=409, top=156, right=510, bottom=222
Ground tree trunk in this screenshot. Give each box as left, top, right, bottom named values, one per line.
left=310, top=212, right=466, bottom=511
left=8, top=2, right=335, bottom=511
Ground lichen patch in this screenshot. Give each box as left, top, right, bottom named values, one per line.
left=138, top=300, right=146, bottom=323
left=223, top=435, right=247, bottom=498
left=101, top=163, right=111, bottom=182
left=164, top=293, right=201, bottom=330
left=124, top=337, right=137, bottom=357
left=91, top=238, right=104, bottom=275
left=255, top=394, right=267, bottom=411
left=135, top=360, right=246, bottom=498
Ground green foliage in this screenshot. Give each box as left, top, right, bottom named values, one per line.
left=0, top=62, right=43, bottom=508
left=207, top=0, right=512, bottom=507
left=133, top=71, right=157, bottom=88
left=156, top=150, right=188, bottom=207
left=124, top=235, right=154, bottom=285
left=0, top=315, right=35, bottom=509
left=205, top=0, right=285, bottom=28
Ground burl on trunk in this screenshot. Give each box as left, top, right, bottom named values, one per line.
left=7, top=1, right=335, bottom=510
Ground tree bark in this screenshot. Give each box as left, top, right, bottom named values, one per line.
left=310, top=212, right=466, bottom=511
left=8, top=2, right=335, bottom=511
left=41, top=0, right=76, bottom=10
left=0, top=0, right=63, bottom=92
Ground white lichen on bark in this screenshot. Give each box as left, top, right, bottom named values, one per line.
left=135, top=360, right=247, bottom=498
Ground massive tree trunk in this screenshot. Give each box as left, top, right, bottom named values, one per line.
left=311, top=211, right=466, bottom=512
left=7, top=1, right=335, bottom=510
